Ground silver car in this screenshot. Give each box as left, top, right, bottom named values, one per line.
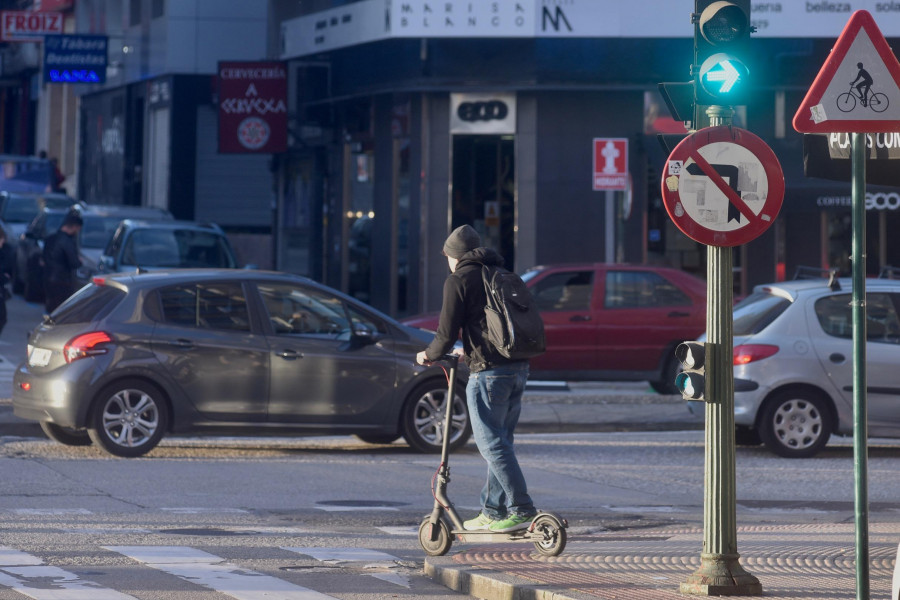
left=13, top=270, right=470, bottom=457
left=689, top=274, right=900, bottom=458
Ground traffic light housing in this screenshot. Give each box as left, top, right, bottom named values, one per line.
left=675, top=341, right=707, bottom=401
left=693, top=1, right=752, bottom=105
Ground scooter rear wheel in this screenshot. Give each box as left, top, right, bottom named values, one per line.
left=531, top=515, right=567, bottom=557
left=418, top=517, right=452, bottom=556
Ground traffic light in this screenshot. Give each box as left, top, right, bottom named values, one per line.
left=693, top=0, right=753, bottom=105
left=675, top=341, right=707, bottom=401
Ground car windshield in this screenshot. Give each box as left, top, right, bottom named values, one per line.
left=3, top=195, right=73, bottom=223
left=732, top=291, right=791, bottom=336
left=121, top=229, right=235, bottom=268
left=81, top=215, right=132, bottom=249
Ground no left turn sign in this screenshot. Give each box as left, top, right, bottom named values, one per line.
left=661, top=126, right=785, bottom=247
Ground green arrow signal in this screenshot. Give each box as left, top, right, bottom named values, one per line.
left=699, top=53, right=749, bottom=99
left=705, top=60, right=741, bottom=93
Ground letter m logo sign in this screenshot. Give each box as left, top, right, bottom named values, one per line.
left=541, top=6, right=572, bottom=32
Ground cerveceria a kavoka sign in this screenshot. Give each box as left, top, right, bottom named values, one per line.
left=218, top=61, right=287, bottom=154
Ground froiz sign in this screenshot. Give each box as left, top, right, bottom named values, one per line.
left=1, top=10, right=62, bottom=42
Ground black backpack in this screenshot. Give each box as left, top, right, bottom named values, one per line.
left=481, top=264, right=546, bottom=360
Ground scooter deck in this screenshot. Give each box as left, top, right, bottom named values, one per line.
left=451, top=529, right=532, bottom=543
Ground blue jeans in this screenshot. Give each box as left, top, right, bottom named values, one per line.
left=466, top=362, right=535, bottom=520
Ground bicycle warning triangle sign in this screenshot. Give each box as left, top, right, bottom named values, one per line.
left=793, top=10, right=900, bottom=133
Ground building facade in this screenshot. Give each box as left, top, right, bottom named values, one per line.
left=274, top=1, right=900, bottom=318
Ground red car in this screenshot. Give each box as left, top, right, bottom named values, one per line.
left=401, top=263, right=707, bottom=393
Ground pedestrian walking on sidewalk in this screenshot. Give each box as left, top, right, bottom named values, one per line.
left=0, top=229, right=13, bottom=336
left=416, top=224, right=537, bottom=533
left=42, top=210, right=83, bottom=314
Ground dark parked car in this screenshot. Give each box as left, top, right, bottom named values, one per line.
left=75, top=204, right=173, bottom=287
left=13, top=270, right=470, bottom=457
left=0, top=191, right=76, bottom=259
left=98, top=220, right=238, bottom=274
left=15, top=204, right=173, bottom=301
left=402, top=263, right=707, bottom=393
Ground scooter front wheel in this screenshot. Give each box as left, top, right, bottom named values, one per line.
left=418, top=517, right=452, bottom=556
left=531, top=515, right=567, bottom=557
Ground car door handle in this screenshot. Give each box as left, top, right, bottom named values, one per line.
left=829, top=353, right=846, bottom=363
left=276, top=349, right=303, bottom=360
left=569, top=315, right=591, bottom=322
left=169, top=339, right=194, bottom=349
left=668, top=311, right=690, bottom=318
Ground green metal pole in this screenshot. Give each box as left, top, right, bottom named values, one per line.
left=681, top=107, right=761, bottom=596
left=851, top=131, right=869, bottom=600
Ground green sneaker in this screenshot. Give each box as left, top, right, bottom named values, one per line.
left=488, top=513, right=533, bottom=532
left=463, top=512, right=495, bottom=531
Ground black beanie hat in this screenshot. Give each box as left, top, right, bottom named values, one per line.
left=442, top=224, right=481, bottom=258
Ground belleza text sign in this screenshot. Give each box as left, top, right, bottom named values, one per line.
left=662, top=127, right=784, bottom=247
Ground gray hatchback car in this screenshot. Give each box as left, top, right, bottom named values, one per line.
left=13, top=270, right=469, bottom=457
left=689, top=274, right=900, bottom=458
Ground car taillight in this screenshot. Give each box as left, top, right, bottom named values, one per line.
left=92, top=277, right=106, bottom=286
left=64, top=332, right=113, bottom=364
left=733, top=344, right=779, bottom=365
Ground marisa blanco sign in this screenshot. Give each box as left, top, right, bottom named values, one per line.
left=281, top=1, right=900, bottom=59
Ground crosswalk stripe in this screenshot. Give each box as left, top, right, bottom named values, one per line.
left=106, top=546, right=340, bottom=600
left=0, top=547, right=138, bottom=600
left=283, top=548, right=400, bottom=563
left=283, top=547, right=409, bottom=588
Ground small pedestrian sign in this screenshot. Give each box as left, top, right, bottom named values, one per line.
left=592, top=138, right=628, bottom=191
left=794, top=10, right=900, bottom=133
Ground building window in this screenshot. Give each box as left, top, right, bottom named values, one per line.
left=152, top=0, right=164, bottom=19
left=129, top=0, right=141, bottom=26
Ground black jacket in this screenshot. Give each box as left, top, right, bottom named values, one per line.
left=424, top=247, right=521, bottom=372
left=43, top=229, right=81, bottom=286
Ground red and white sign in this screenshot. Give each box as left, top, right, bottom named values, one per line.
left=593, top=138, right=628, bottom=191
left=661, top=127, right=784, bottom=247
left=218, top=61, right=288, bottom=154
left=1, top=10, right=63, bottom=42
left=794, top=10, right=900, bottom=133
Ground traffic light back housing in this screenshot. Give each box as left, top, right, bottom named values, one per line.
left=675, top=341, right=708, bottom=401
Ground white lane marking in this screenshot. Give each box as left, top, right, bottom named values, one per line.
left=0, top=547, right=138, bottom=600
left=283, top=548, right=409, bottom=588
left=106, top=546, right=338, bottom=600
left=376, top=525, right=417, bottom=536
left=282, top=548, right=400, bottom=563
left=160, top=507, right=249, bottom=514
left=10, top=509, right=93, bottom=515
left=314, top=504, right=398, bottom=512
left=369, top=572, right=411, bottom=588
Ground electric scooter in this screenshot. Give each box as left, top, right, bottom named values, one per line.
left=417, top=354, right=568, bottom=557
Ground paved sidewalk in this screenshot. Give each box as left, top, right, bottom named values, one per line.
left=426, top=521, right=900, bottom=600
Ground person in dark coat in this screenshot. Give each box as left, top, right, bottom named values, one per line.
left=416, top=224, right=537, bottom=533
left=0, top=228, right=14, bottom=335
left=42, top=210, right=83, bottom=313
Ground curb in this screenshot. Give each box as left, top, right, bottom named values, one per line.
left=425, top=556, right=592, bottom=600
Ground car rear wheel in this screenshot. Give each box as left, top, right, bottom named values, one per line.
left=649, top=352, right=680, bottom=395
left=758, top=390, right=832, bottom=458
left=401, top=379, right=471, bottom=453
left=88, top=379, right=169, bottom=458
left=40, top=422, right=92, bottom=446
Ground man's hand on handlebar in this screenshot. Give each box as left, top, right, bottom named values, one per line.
left=416, top=348, right=464, bottom=366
